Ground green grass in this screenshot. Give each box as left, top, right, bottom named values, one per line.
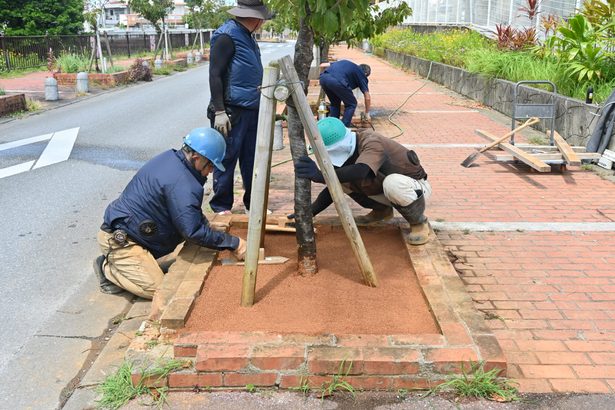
left=0, top=88, right=5, bottom=96
left=105, top=65, right=127, bottom=74
left=320, top=360, right=356, bottom=399
left=428, top=361, right=519, bottom=402
left=56, top=53, right=90, bottom=73
left=527, top=135, right=548, bottom=145
left=25, top=98, right=42, bottom=112
left=0, top=66, right=46, bottom=79
left=96, top=359, right=187, bottom=410
left=373, top=27, right=615, bottom=103
left=153, top=66, right=173, bottom=76
left=289, top=376, right=311, bottom=396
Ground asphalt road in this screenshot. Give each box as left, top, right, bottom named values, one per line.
left=0, top=40, right=295, bottom=409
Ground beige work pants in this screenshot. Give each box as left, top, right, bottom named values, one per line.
left=97, top=230, right=164, bottom=299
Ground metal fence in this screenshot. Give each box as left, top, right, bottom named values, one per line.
left=0, top=30, right=211, bottom=72
left=400, top=0, right=582, bottom=33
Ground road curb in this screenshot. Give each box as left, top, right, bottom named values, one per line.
left=62, top=300, right=151, bottom=410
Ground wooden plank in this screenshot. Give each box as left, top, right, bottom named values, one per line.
left=279, top=55, right=378, bottom=287
left=475, top=129, right=551, bottom=172
left=551, top=130, right=581, bottom=166
left=241, top=66, right=279, bottom=307
left=515, top=144, right=586, bottom=152
left=495, top=152, right=601, bottom=162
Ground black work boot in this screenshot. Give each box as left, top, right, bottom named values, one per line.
left=392, top=191, right=430, bottom=245
left=93, top=255, right=124, bottom=294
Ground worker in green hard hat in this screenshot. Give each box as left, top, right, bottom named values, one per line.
left=294, top=117, right=432, bottom=245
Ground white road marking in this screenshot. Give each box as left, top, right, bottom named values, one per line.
left=0, top=128, right=79, bottom=179
left=33, top=128, right=79, bottom=169
left=0, top=133, right=53, bottom=152
left=404, top=110, right=479, bottom=114
left=432, top=222, right=615, bottom=232
left=0, top=161, right=35, bottom=179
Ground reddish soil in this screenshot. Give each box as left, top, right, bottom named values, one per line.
left=185, top=225, right=439, bottom=335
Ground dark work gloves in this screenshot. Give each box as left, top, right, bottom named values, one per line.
left=295, top=155, right=325, bottom=183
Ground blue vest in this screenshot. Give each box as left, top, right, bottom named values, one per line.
left=211, top=19, right=263, bottom=110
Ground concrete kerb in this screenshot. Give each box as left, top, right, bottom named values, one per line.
left=62, top=300, right=152, bottom=410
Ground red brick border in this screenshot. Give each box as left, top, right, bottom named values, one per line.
left=129, top=216, right=506, bottom=391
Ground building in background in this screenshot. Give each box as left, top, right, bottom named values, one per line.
left=103, top=0, right=189, bottom=30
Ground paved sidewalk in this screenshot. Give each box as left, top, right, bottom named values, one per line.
left=257, top=46, right=615, bottom=394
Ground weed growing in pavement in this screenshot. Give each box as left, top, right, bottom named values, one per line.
left=246, top=383, right=257, bottom=393
left=397, top=388, right=409, bottom=400
left=527, top=135, right=548, bottom=145
left=581, top=164, right=593, bottom=171
left=26, top=97, right=42, bottom=112
left=289, top=376, right=311, bottom=396
left=153, top=67, right=173, bottom=76
left=96, top=359, right=187, bottom=409
left=427, top=361, right=519, bottom=402
left=320, top=360, right=356, bottom=400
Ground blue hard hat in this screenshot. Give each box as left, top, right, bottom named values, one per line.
left=183, top=127, right=226, bottom=171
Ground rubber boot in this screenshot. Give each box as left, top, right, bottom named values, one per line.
left=392, top=191, right=430, bottom=245
left=350, top=193, right=394, bottom=225
left=93, top=255, right=125, bottom=294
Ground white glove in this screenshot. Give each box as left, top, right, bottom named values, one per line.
left=232, top=238, right=247, bottom=261
left=214, top=111, right=232, bottom=137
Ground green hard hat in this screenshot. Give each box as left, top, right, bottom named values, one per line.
left=317, top=117, right=347, bottom=146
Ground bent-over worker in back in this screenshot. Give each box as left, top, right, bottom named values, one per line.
left=319, top=60, right=371, bottom=127
left=93, top=128, right=247, bottom=298
left=294, top=117, right=432, bottom=245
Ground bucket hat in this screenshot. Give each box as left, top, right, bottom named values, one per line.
left=228, top=0, right=274, bottom=20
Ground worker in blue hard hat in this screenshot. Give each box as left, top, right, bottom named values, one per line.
left=93, top=127, right=247, bottom=298
left=294, top=117, right=432, bottom=245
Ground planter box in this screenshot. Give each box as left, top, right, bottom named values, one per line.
left=379, top=49, right=611, bottom=150
left=0, top=94, right=26, bottom=116
left=53, top=71, right=130, bottom=87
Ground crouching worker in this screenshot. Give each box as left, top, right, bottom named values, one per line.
left=93, top=128, right=247, bottom=297
left=294, top=117, right=432, bottom=245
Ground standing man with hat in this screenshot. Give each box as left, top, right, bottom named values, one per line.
left=207, top=0, right=274, bottom=215
left=294, top=117, right=432, bottom=245
left=93, top=128, right=247, bottom=298
left=319, top=60, right=371, bottom=127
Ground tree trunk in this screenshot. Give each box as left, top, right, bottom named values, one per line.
left=319, top=37, right=329, bottom=63
left=287, top=14, right=317, bottom=275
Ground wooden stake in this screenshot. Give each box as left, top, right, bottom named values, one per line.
left=241, top=65, right=279, bottom=307
left=279, top=56, right=378, bottom=287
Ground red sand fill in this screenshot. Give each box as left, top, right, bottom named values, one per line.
left=184, top=225, right=439, bottom=335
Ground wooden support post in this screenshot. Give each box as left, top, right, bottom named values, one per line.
left=241, top=65, right=279, bottom=307
left=552, top=130, right=581, bottom=166
left=279, top=56, right=378, bottom=287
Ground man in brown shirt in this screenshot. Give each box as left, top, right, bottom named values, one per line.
left=294, top=117, right=432, bottom=245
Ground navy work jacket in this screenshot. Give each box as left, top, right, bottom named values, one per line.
left=102, top=149, right=238, bottom=258
left=322, top=60, right=369, bottom=93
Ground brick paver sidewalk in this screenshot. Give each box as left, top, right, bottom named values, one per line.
left=259, top=46, right=615, bottom=394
